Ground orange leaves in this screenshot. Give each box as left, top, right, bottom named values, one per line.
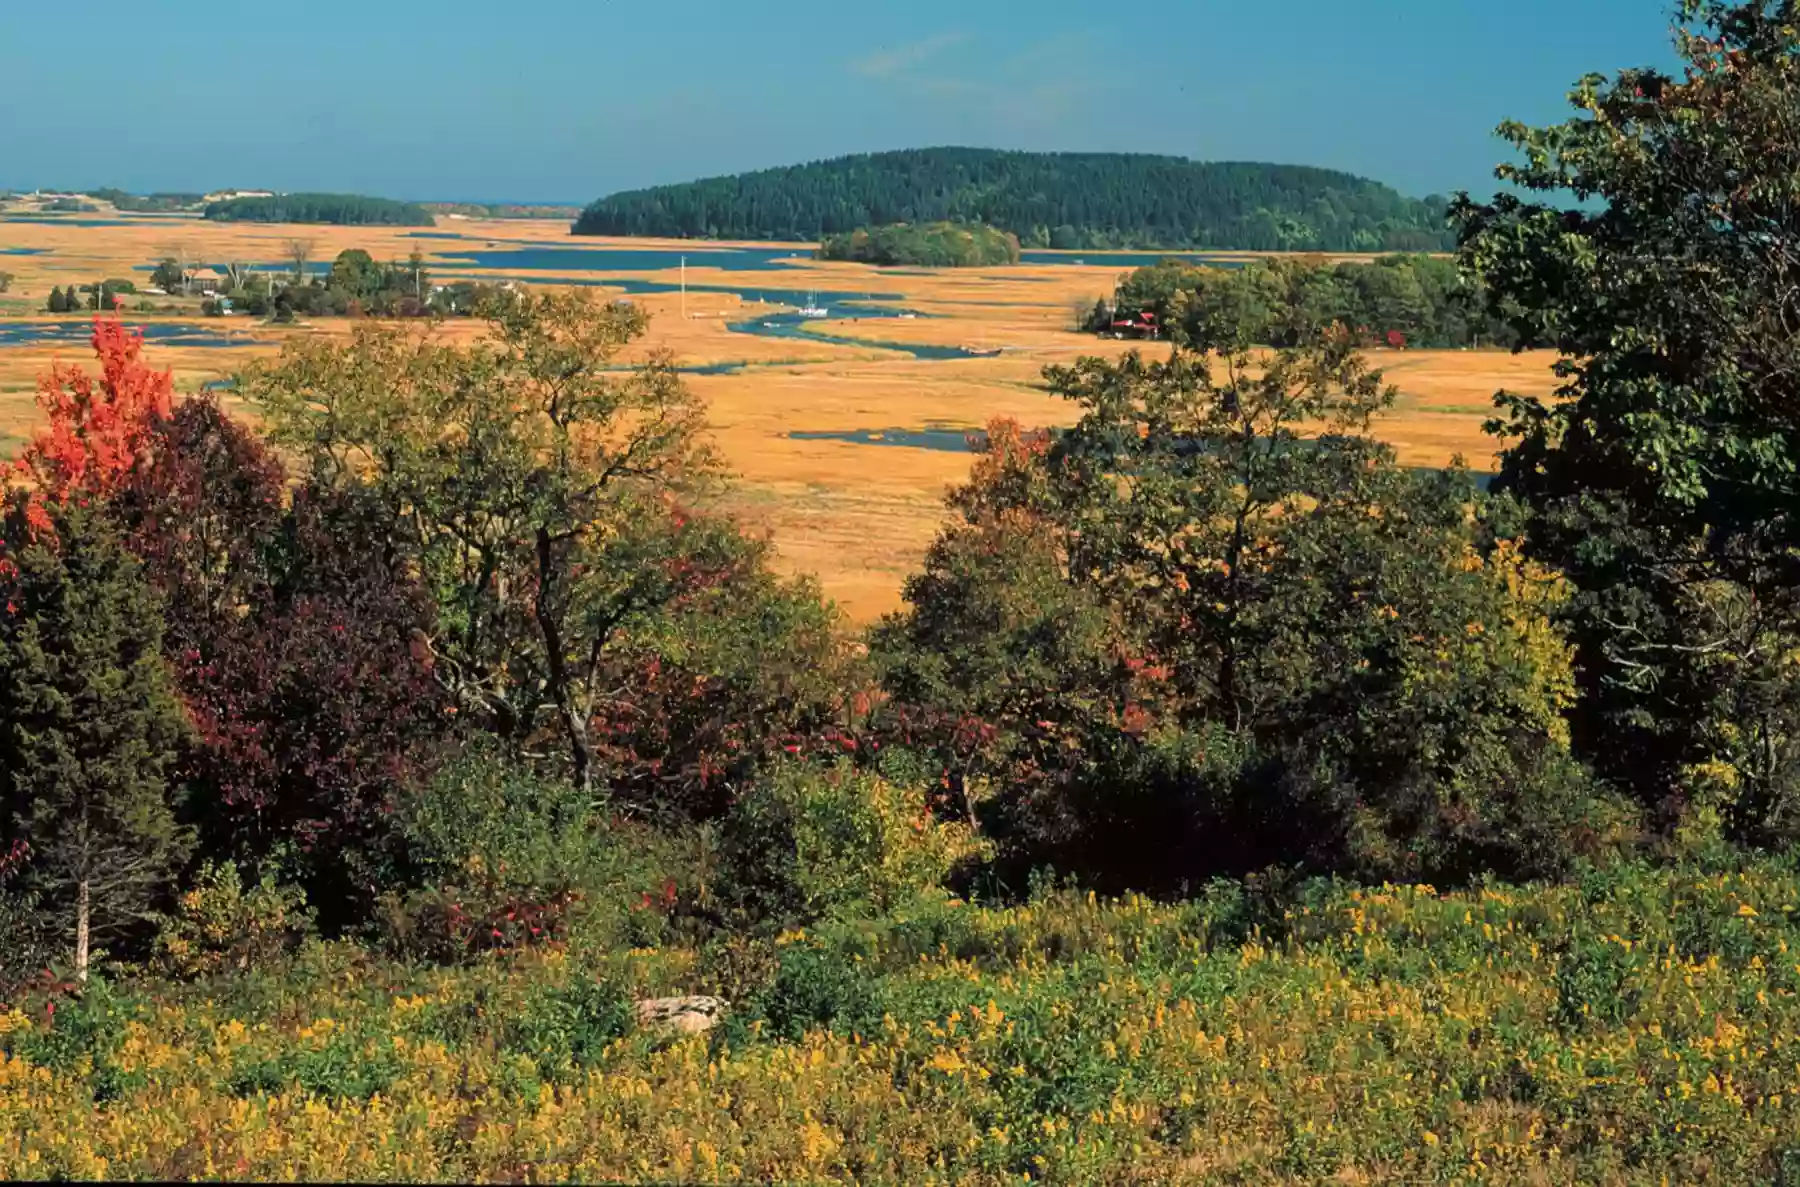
left=1, top=315, right=175, bottom=601
left=14, top=315, right=174, bottom=506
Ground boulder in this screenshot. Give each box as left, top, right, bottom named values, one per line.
left=635, top=995, right=728, bottom=1035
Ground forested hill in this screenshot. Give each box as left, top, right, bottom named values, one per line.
left=573, top=148, right=1454, bottom=252
left=204, top=193, right=435, bottom=226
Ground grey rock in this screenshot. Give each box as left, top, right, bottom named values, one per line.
left=635, top=995, right=728, bottom=1035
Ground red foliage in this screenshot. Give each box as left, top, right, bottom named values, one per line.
left=107, top=401, right=453, bottom=921
left=12, top=316, right=173, bottom=505
left=1, top=316, right=174, bottom=587
left=424, top=888, right=582, bottom=957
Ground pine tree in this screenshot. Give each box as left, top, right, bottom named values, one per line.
left=45, top=286, right=65, bottom=314
left=0, top=500, right=191, bottom=981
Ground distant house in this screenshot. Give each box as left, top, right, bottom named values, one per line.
left=202, top=189, right=275, bottom=203
left=185, top=267, right=226, bottom=294
left=1106, top=310, right=1160, bottom=340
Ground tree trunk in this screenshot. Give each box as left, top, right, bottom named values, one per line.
left=74, top=879, right=90, bottom=983
left=535, top=527, right=594, bottom=795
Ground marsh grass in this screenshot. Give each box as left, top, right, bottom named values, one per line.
left=0, top=218, right=1555, bottom=619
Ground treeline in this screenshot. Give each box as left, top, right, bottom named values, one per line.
left=1090, top=253, right=1517, bottom=349
left=85, top=189, right=204, bottom=213
left=573, top=147, right=1455, bottom=251
left=44, top=280, right=136, bottom=313
left=203, top=192, right=435, bottom=226
left=816, top=221, right=1021, bottom=267
left=421, top=201, right=585, bottom=220
left=150, top=248, right=509, bottom=320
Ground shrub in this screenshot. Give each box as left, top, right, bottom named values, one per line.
left=376, top=750, right=611, bottom=961
left=5, top=976, right=143, bottom=1102
left=719, top=760, right=989, bottom=927
left=500, top=975, right=633, bottom=1084
left=227, top=1029, right=402, bottom=1102
left=152, top=861, right=315, bottom=978
left=739, top=936, right=889, bottom=1042
left=0, top=840, right=55, bottom=1001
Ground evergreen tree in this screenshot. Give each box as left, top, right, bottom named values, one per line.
left=45, top=286, right=65, bottom=314
left=0, top=500, right=191, bottom=980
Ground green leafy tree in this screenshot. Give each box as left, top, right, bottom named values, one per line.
left=248, top=289, right=774, bottom=801
left=1454, top=0, right=1800, bottom=840
left=149, top=259, right=184, bottom=293
left=327, top=249, right=381, bottom=301
left=877, top=331, right=1629, bottom=888
left=0, top=501, right=191, bottom=981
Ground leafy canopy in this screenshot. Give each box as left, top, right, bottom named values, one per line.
left=1455, top=0, right=1800, bottom=839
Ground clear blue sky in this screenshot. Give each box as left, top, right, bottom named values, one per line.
left=0, top=0, right=1679, bottom=203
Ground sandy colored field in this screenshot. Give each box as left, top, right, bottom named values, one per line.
left=0, top=208, right=1559, bottom=620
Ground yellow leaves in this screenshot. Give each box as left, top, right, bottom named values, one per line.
left=1739, top=903, right=1760, bottom=918
left=798, top=1119, right=839, bottom=1165
left=926, top=1050, right=967, bottom=1076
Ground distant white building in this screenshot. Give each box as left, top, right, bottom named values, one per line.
left=202, top=189, right=276, bottom=203
left=185, top=267, right=226, bottom=295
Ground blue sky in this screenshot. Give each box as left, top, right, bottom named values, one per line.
left=0, top=0, right=1679, bottom=203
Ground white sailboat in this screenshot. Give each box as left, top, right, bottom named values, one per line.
left=797, top=292, right=830, bottom=318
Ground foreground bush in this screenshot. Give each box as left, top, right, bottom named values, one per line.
left=719, top=760, right=989, bottom=927
left=876, top=342, right=1636, bottom=892
left=4, top=860, right=1800, bottom=1182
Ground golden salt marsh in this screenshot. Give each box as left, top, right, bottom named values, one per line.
left=0, top=210, right=1559, bottom=620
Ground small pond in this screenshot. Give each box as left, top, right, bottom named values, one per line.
left=789, top=427, right=987, bottom=451
left=0, top=319, right=271, bottom=348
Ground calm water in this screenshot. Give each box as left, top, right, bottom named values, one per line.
left=475, top=273, right=908, bottom=308
left=0, top=320, right=269, bottom=348
left=786, top=426, right=1496, bottom=487
left=731, top=310, right=988, bottom=361
left=0, top=216, right=132, bottom=227
left=790, top=427, right=987, bottom=451
left=1018, top=250, right=1249, bottom=268
left=433, top=245, right=812, bottom=273
left=0, top=247, right=47, bottom=256
left=434, top=244, right=1244, bottom=274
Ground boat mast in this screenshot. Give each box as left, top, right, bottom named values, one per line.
left=681, top=255, right=686, bottom=318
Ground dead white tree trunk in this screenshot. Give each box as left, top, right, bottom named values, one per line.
left=74, top=878, right=90, bottom=983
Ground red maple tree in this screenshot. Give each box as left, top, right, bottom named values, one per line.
left=2, top=315, right=175, bottom=585
left=14, top=315, right=173, bottom=503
